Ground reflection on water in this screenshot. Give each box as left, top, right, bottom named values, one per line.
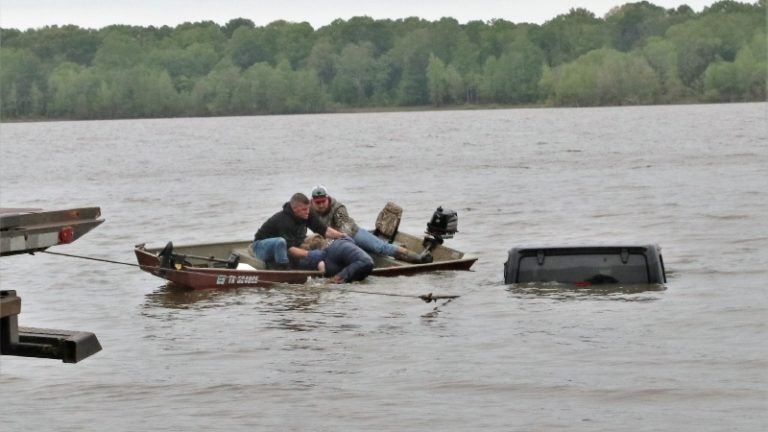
left=144, top=283, right=328, bottom=311
left=506, top=282, right=666, bottom=302
left=142, top=283, right=332, bottom=332
left=143, top=284, right=234, bottom=309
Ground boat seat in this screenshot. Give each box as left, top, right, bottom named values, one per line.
left=231, top=247, right=267, bottom=270
left=374, top=201, right=402, bottom=242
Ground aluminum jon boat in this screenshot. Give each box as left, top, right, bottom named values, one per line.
left=134, top=205, right=477, bottom=289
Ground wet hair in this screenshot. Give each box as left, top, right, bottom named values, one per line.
left=300, top=234, right=327, bottom=250
left=290, top=193, right=310, bottom=205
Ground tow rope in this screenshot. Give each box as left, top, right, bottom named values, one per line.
left=43, top=250, right=142, bottom=268
left=313, top=286, right=459, bottom=303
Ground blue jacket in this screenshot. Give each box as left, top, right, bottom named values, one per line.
left=324, top=237, right=374, bottom=282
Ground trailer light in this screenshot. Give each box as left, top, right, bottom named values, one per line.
left=59, top=226, right=74, bottom=244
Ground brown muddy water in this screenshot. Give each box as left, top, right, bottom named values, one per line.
left=1, top=103, right=766, bottom=431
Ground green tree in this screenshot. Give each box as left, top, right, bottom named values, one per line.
left=466, top=19, right=520, bottom=64
left=285, top=68, right=328, bottom=113
left=227, top=26, right=272, bottom=69
left=318, top=16, right=395, bottom=57
left=545, top=48, right=659, bottom=106
left=92, top=33, right=145, bottom=69
left=604, top=1, right=670, bottom=52
left=0, top=48, right=46, bottom=117
left=368, top=54, right=399, bottom=105
left=21, top=25, right=101, bottom=65
left=166, top=21, right=226, bottom=50
left=703, top=0, right=764, bottom=15
left=1, top=84, right=19, bottom=118
left=0, top=28, right=22, bottom=46
left=307, top=38, right=338, bottom=86
left=249, top=61, right=289, bottom=114
left=98, top=25, right=163, bottom=50
left=704, top=32, right=767, bottom=101
left=330, top=42, right=379, bottom=105
left=96, top=66, right=181, bottom=118
left=265, top=20, right=316, bottom=69
left=666, top=11, right=761, bottom=90
left=426, top=54, right=449, bottom=105
left=389, top=29, right=432, bottom=105
left=222, top=18, right=255, bottom=38
left=642, top=36, right=686, bottom=101
left=48, top=62, right=90, bottom=117
left=479, top=37, right=545, bottom=104
left=530, top=8, right=608, bottom=67
left=428, top=17, right=463, bottom=65
left=147, top=42, right=219, bottom=91
left=450, top=33, right=482, bottom=103
left=0, top=48, right=23, bottom=117
left=1, top=8, right=765, bottom=119
left=190, top=62, right=242, bottom=115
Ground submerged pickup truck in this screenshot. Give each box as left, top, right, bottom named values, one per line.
left=504, top=243, right=666, bottom=286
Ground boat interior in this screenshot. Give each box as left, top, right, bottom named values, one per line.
left=144, top=230, right=468, bottom=272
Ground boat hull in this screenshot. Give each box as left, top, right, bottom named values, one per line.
left=134, top=232, right=477, bottom=290
left=135, top=246, right=321, bottom=289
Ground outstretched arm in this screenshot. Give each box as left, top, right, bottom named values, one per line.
left=288, top=246, right=310, bottom=258
left=324, top=227, right=345, bottom=239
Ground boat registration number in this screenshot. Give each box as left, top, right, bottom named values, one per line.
left=216, top=274, right=260, bottom=285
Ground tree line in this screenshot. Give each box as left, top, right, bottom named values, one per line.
left=0, top=1, right=765, bottom=120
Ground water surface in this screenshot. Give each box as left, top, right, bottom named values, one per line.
left=1, top=103, right=766, bottom=431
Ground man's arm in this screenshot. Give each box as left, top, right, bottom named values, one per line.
left=254, top=212, right=280, bottom=240
left=332, top=205, right=358, bottom=234
left=288, top=246, right=310, bottom=258
left=324, top=226, right=345, bottom=239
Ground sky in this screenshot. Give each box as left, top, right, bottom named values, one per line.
left=0, top=0, right=721, bottom=30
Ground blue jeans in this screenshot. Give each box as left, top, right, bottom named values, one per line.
left=353, top=229, right=397, bottom=256
left=325, top=237, right=374, bottom=282
left=251, top=238, right=289, bottom=266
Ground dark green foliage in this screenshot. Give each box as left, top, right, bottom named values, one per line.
left=530, top=9, right=608, bottom=67
left=228, top=27, right=272, bottom=69
left=605, top=1, right=670, bottom=52
left=316, top=16, right=395, bottom=57
left=222, top=18, right=255, bottom=38
left=0, top=1, right=765, bottom=120
left=542, top=48, right=660, bottom=106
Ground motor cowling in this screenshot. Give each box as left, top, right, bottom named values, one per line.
left=426, top=206, right=458, bottom=238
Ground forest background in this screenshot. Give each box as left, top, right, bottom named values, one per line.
left=0, top=0, right=765, bottom=120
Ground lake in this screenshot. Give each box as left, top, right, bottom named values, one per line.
left=1, top=103, right=766, bottom=431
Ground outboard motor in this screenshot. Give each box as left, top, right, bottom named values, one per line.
left=158, top=241, right=175, bottom=276
left=422, top=207, right=459, bottom=258
left=426, top=206, right=458, bottom=239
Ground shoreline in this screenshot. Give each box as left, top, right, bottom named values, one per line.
left=0, top=100, right=752, bottom=123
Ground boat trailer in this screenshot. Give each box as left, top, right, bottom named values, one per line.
left=0, top=207, right=104, bottom=363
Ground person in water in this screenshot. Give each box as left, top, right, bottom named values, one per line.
left=252, top=192, right=345, bottom=270
left=302, top=234, right=374, bottom=283
left=309, top=185, right=430, bottom=263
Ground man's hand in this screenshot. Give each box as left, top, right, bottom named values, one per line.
left=325, top=227, right=345, bottom=239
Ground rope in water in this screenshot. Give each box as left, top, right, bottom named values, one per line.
left=40, top=250, right=459, bottom=303
left=41, top=250, right=235, bottom=280
left=313, top=286, right=459, bottom=303
left=43, top=250, right=142, bottom=268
